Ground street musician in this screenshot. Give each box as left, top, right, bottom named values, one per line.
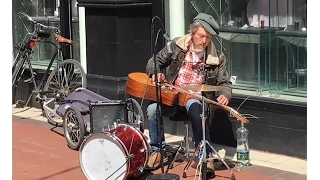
left=145, top=13, right=232, bottom=178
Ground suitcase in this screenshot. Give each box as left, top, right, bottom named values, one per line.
left=56, top=88, right=128, bottom=131
left=57, top=88, right=128, bottom=150
left=56, top=88, right=111, bottom=130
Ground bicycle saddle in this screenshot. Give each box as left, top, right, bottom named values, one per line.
left=55, top=34, right=73, bottom=45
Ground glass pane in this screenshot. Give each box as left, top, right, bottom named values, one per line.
left=184, top=0, right=307, bottom=102
left=270, top=0, right=307, bottom=100
left=12, top=0, right=80, bottom=66
left=13, top=0, right=43, bottom=58
left=219, top=30, right=272, bottom=93
left=184, top=0, right=230, bottom=32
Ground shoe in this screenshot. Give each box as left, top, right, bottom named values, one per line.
left=205, top=154, right=216, bottom=179
left=192, top=154, right=216, bottom=179
left=146, top=151, right=168, bottom=169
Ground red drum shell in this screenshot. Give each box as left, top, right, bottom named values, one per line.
left=79, top=124, right=149, bottom=180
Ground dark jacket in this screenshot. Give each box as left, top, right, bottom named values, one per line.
left=146, top=34, right=232, bottom=101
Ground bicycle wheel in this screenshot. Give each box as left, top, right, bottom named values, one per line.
left=63, top=107, right=86, bottom=150
left=12, top=53, right=25, bottom=86
left=43, top=59, right=87, bottom=127
left=126, top=97, right=145, bottom=133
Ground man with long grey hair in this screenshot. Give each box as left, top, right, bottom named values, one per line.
left=146, top=13, right=232, bottom=178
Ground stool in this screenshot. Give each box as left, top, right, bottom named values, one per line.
left=146, top=173, right=180, bottom=180
left=167, top=110, right=191, bottom=169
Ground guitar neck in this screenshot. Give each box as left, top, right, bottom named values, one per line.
left=164, top=83, right=228, bottom=109
left=164, top=83, right=249, bottom=124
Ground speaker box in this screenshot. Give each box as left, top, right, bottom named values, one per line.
left=89, top=100, right=128, bottom=133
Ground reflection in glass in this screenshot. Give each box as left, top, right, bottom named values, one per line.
left=184, top=0, right=307, bottom=102
left=270, top=0, right=307, bottom=99
left=12, top=0, right=80, bottom=65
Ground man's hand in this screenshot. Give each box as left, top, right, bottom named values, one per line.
left=151, top=73, right=166, bottom=82
left=217, top=95, right=229, bottom=105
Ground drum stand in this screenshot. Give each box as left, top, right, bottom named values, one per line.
left=182, top=94, right=236, bottom=180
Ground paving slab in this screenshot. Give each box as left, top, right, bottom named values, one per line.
left=12, top=105, right=307, bottom=175
left=12, top=115, right=307, bottom=180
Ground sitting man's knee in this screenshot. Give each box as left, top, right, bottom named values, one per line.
left=186, top=99, right=202, bottom=112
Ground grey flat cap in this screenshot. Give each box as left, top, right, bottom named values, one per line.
left=193, top=13, right=219, bottom=35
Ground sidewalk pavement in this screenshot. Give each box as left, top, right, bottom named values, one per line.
left=12, top=105, right=307, bottom=177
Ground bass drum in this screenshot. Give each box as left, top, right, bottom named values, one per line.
left=79, top=124, right=149, bottom=180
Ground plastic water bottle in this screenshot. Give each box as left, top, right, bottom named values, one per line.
left=236, top=123, right=250, bottom=168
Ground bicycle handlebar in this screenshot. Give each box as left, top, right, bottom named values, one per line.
left=18, top=12, right=36, bottom=23
left=17, top=12, right=72, bottom=45
left=18, top=12, right=61, bottom=33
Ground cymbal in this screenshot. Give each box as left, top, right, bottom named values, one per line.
left=182, top=84, right=226, bottom=92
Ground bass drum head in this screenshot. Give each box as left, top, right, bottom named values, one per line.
left=79, top=133, right=128, bottom=180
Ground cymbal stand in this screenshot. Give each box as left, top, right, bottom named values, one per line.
left=183, top=94, right=236, bottom=180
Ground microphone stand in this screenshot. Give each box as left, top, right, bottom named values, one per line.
left=151, top=16, right=165, bottom=173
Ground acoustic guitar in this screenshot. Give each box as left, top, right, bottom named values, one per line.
left=126, top=72, right=249, bottom=124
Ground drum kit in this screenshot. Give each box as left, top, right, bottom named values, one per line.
left=77, top=84, right=237, bottom=180
left=79, top=124, right=149, bottom=180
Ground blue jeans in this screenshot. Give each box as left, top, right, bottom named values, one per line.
left=146, top=98, right=213, bottom=157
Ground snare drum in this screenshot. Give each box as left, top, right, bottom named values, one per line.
left=79, top=124, right=149, bottom=180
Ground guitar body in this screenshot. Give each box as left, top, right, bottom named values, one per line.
left=126, top=72, right=249, bottom=124
left=126, top=72, right=188, bottom=106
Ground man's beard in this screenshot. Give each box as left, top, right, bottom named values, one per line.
left=192, top=44, right=205, bottom=52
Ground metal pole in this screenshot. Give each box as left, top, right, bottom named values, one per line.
left=59, top=0, right=72, bottom=59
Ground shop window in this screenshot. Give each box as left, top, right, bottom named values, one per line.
left=12, top=0, right=80, bottom=67
left=183, top=0, right=306, bottom=103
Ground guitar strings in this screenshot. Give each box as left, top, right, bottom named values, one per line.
left=236, top=95, right=259, bottom=120
left=140, top=71, right=152, bottom=108
left=138, top=73, right=257, bottom=122
left=236, top=95, right=250, bottom=112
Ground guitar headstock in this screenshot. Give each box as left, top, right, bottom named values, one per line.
left=229, top=108, right=249, bottom=124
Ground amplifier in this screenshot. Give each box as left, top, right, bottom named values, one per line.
left=89, top=100, right=128, bottom=133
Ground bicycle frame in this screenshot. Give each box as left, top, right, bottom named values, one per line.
left=14, top=40, right=64, bottom=93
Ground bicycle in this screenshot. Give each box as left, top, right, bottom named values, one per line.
left=12, top=12, right=87, bottom=127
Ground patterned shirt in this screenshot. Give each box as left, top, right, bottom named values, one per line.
left=174, top=42, right=206, bottom=95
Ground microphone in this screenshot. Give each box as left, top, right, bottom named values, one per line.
left=151, top=16, right=174, bottom=54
